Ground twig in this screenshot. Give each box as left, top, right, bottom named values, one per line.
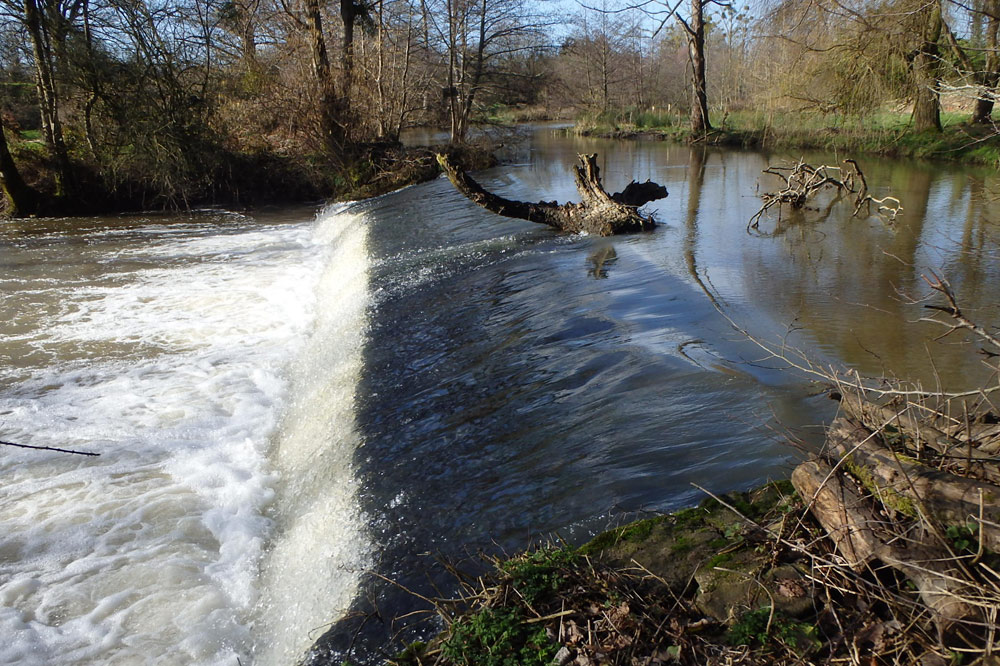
left=0, top=439, right=100, bottom=457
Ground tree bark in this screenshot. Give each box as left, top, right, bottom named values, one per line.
left=791, top=459, right=879, bottom=569
left=0, top=123, right=39, bottom=217
left=793, top=457, right=976, bottom=633
left=913, top=0, right=943, bottom=132
left=826, top=417, right=1000, bottom=551
left=436, top=153, right=665, bottom=235
left=836, top=390, right=1000, bottom=478
left=304, top=0, right=347, bottom=155
left=341, top=0, right=357, bottom=87
left=687, top=0, right=712, bottom=135
left=23, top=0, right=74, bottom=196
left=973, top=0, right=1000, bottom=123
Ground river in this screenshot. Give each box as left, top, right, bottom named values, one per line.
left=1, top=126, right=998, bottom=665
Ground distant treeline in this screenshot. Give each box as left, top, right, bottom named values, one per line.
left=0, top=0, right=996, bottom=215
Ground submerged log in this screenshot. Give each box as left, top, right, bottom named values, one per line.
left=436, top=152, right=666, bottom=236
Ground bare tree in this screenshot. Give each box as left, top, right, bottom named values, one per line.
left=971, top=0, right=1000, bottom=123
left=436, top=0, right=552, bottom=142
left=678, top=0, right=711, bottom=133
left=912, top=0, right=943, bottom=132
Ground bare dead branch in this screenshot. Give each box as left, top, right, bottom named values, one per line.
left=0, top=439, right=100, bottom=456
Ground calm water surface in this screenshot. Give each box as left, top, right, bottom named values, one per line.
left=1, top=127, right=998, bottom=665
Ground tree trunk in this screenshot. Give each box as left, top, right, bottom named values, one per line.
left=688, top=0, right=712, bottom=135
left=826, top=417, right=1000, bottom=551
left=436, top=153, right=665, bottom=235
left=913, top=0, right=943, bottom=132
left=341, top=0, right=357, bottom=87
left=23, top=0, right=74, bottom=196
left=240, top=0, right=259, bottom=68
left=0, top=123, right=39, bottom=217
left=836, top=389, right=1000, bottom=478
left=973, top=1, right=1000, bottom=123
left=304, top=0, right=346, bottom=155
left=791, top=459, right=879, bottom=569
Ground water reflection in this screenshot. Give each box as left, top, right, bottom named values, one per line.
left=587, top=244, right=618, bottom=279
left=494, top=129, right=1000, bottom=393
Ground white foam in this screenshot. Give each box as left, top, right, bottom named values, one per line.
left=251, top=209, right=372, bottom=665
left=0, top=208, right=369, bottom=665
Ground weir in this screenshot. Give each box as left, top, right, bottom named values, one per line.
left=3, top=128, right=1000, bottom=666
left=252, top=207, right=372, bottom=664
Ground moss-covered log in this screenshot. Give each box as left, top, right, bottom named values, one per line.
left=792, top=457, right=976, bottom=633
left=836, top=389, right=1000, bottom=476
left=436, top=152, right=665, bottom=236
left=825, top=417, right=1000, bottom=551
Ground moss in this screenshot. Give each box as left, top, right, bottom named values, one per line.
left=387, top=641, right=427, bottom=665
left=672, top=506, right=708, bottom=528
left=670, top=535, right=694, bottom=555
left=706, top=551, right=735, bottom=569
left=579, top=515, right=670, bottom=555
left=843, top=455, right=918, bottom=518
left=726, top=607, right=822, bottom=657
left=893, top=452, right=923, bottom=466
left=500, top=547, right=578, bottom=607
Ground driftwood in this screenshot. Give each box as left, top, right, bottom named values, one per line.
left=836, top=389, right=1000, bottom=480
left=791, top=458, right=880, bottom=568
left=778, top=272, right=1000, bottom=646
left=826, top=417, right=1000, bottom=550
left=749, top=159, right=902, bottom=229
left=436, top=153, right=666, bottom=236
left=793, top=457, right=976, bottom=633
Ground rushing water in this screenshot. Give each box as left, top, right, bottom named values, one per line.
left=1, top=127, right=999, bottom=665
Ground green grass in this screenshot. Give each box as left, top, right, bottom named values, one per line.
left=441, top=606, right=558, bottom=666
left=499, top=547, right=578, bottom=607
left=727, top=607, right=822, bottom=657
left=18, top=129, right=41, bottom=141
left=575, top=107, right=1000, bottom=165
left=575, top=107, right=688, bottom=140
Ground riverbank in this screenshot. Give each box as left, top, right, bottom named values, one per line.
left=1, top=138, right=496, bottom=217
left=389, top=456, right=1000, bottom=666
left=381, top=380, right=1000, bottom=666
left=574, top=110, right=1000, bottom=165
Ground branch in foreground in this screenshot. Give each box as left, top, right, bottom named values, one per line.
left=1, top=439, right=100, bottom=456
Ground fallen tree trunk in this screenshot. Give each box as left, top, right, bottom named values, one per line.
left=436, top=152, right=666, bottom=236
left=791, top=458, right=879, bottom=568
left=827, top=417, right=1000, bottom=550
left=793, top=457, right=977, bottom=634
left=836, top=389, right=1000, bottom=480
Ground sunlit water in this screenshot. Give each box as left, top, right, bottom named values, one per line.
left=2, top=126, right=999, bottom=665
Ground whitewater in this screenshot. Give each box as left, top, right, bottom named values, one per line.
left=0, top=206, right=369, bottom=665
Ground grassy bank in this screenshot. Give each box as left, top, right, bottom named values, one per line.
left=575, top=109, right=1000, bottom=165
left=386, top=476, right=997, bottom=666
